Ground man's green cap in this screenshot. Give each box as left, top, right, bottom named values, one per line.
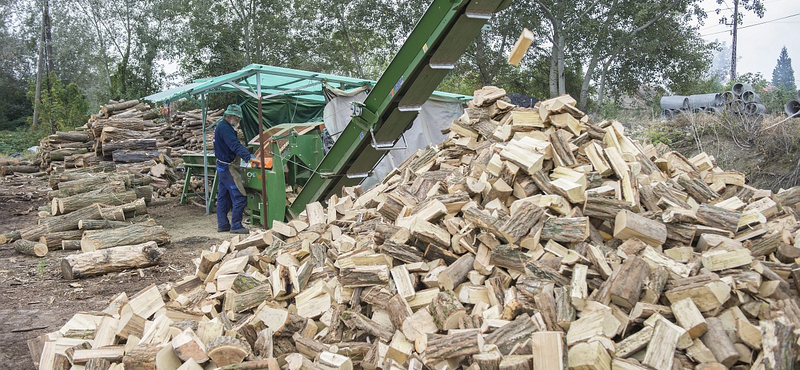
left=224, top=104, right=243, bottom=119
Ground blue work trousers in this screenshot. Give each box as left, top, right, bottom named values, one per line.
left=216, top=163, right=247, bottom=230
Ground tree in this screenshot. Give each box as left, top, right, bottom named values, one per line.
left=772, top=47, right=796, bottom=91
left=27, top=72, right=89, bottom=133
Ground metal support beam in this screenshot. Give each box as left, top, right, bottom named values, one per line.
left=257, top=74, right=268, bottom=229
left=201, top=94, right=211, bottom=215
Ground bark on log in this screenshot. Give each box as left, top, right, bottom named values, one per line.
left=23, top=204, right=102, bottom=240
left=55, top=190, right=137, bottom=215
left=14, top=239, right=48, bottom=257
left=101, top=139, right=157, bottom=157
left=39, top=230, right=83, bottom=250
left=61, top=241, right=164, bottom=279
left=47, top=180, right=126, bottom=200
left=112, top=150, right=162, bottom=163
left=101, top=100, right=140, bottom=117
left=0, top=230, right=21, bottom=244
left=81, top=224, right=170, bottom=251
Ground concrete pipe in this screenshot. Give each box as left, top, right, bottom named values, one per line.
left=688, top=93, right=722, bottom=108
left=745, top=102, right=766, bottom=115
left=732, top=82, right=754, bottom=96
left=722, top=91, right=737, bottom=104
left=660, top=96, right=690, bottom=110
left=742, top=90, right=760, bottom=103
left=797, top=89, right=800, bottom=101
left=786, top=100, right=800, bottom=116
left=731, top=99, right=746, bottom=112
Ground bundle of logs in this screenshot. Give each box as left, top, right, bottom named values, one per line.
left=2, top=163, right=171, bottom=279
left=27, top=87, right=800, bottom=370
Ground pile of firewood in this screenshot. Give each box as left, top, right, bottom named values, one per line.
left=26, top=101, right=227, bottom=198
left=27, top=87, right=800, bottom=370
left=2, top=164, right=170, bottom=274
left=161, top=109, right=223, bottom=155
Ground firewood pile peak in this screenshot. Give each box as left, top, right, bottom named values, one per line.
left=28, top=86, right=800, bottom=370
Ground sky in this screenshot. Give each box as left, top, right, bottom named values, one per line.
left=697, top=0, right=800, bottom=83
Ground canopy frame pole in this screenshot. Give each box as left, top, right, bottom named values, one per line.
left=257, top=74, right=268, bottom=229
left=260, top=81, right=322, bottom=100
left=201, top=93, right=211, bottom=215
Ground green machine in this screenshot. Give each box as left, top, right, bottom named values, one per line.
left=181, top=122, right=326, bottom=226
left=242, top=122, right=326, bottom=227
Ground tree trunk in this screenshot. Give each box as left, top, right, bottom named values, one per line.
left=579, top=53, right=600, bottom=112
left=557, top=33, right=566, bottom=95
left=80, top=224, right=170, bottom=251
left=549, top=42, right=558, bottom=98
left=32, top=2, right=45, bottom=130
left=62, top=241, right=164, bottom=279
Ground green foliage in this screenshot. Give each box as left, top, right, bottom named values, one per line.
left=771, top=47, right=796, bottom=91
left=0, top=126, right=48, bottom=154
left=0, top=70, right=31, bottom=131
left=27, top=72, right=89, bottom=133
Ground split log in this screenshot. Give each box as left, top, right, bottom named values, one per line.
left=81, top=224, right=170, bottom=251
left=61, top=241, right=164, bottom=279
left=614, top=210, right=667, bottom=246
left=700, top=317, right=739, bottom=367
left=541, top=217, right=590, bottom=242
left=425, top=330, right=482, bottom=359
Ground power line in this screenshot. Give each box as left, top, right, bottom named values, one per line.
left=700, top=12, right=800, bottom=36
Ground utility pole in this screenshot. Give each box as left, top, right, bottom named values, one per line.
left=730, top=0, right=738, bottom=81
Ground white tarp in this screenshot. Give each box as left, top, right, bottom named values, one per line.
left=323, top=89, right=465, bottom=189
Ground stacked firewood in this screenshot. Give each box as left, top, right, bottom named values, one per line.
left=31, top=101, right=225, bottom=197
left=161, top=109, right=223, bottom=155
left=28, top=87, right=800, bottom=370
left=1, top=164, right=170, bottom=267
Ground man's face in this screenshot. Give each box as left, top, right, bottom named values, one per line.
left=230, top=116, right=241, bottom=126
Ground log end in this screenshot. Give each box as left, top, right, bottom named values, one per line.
left=61, top=258, right=75, bottom=280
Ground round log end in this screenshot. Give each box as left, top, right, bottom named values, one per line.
left=61, top=258, right=75, bottom=280
left=51, top=198, right=60, bottom=216
left=33, top=243, right=48, bottom=257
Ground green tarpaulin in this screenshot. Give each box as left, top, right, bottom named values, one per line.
left=238, top=97, right=325, bottom=143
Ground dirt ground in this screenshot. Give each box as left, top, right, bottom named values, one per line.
left=0, top=175, right=235, bottom=370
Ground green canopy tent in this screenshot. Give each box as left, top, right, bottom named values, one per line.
left=143, top=64, right=470, bottom=215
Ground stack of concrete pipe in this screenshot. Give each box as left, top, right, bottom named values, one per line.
left=661, top=83, right=767, bottom=119
left=786, top=89, right=800, bottom=118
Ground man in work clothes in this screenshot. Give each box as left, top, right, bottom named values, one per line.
left=214, top=104, right=256, bottom=234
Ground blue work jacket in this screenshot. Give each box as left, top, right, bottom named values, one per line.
left=213, top=118, right=254, bottom=164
